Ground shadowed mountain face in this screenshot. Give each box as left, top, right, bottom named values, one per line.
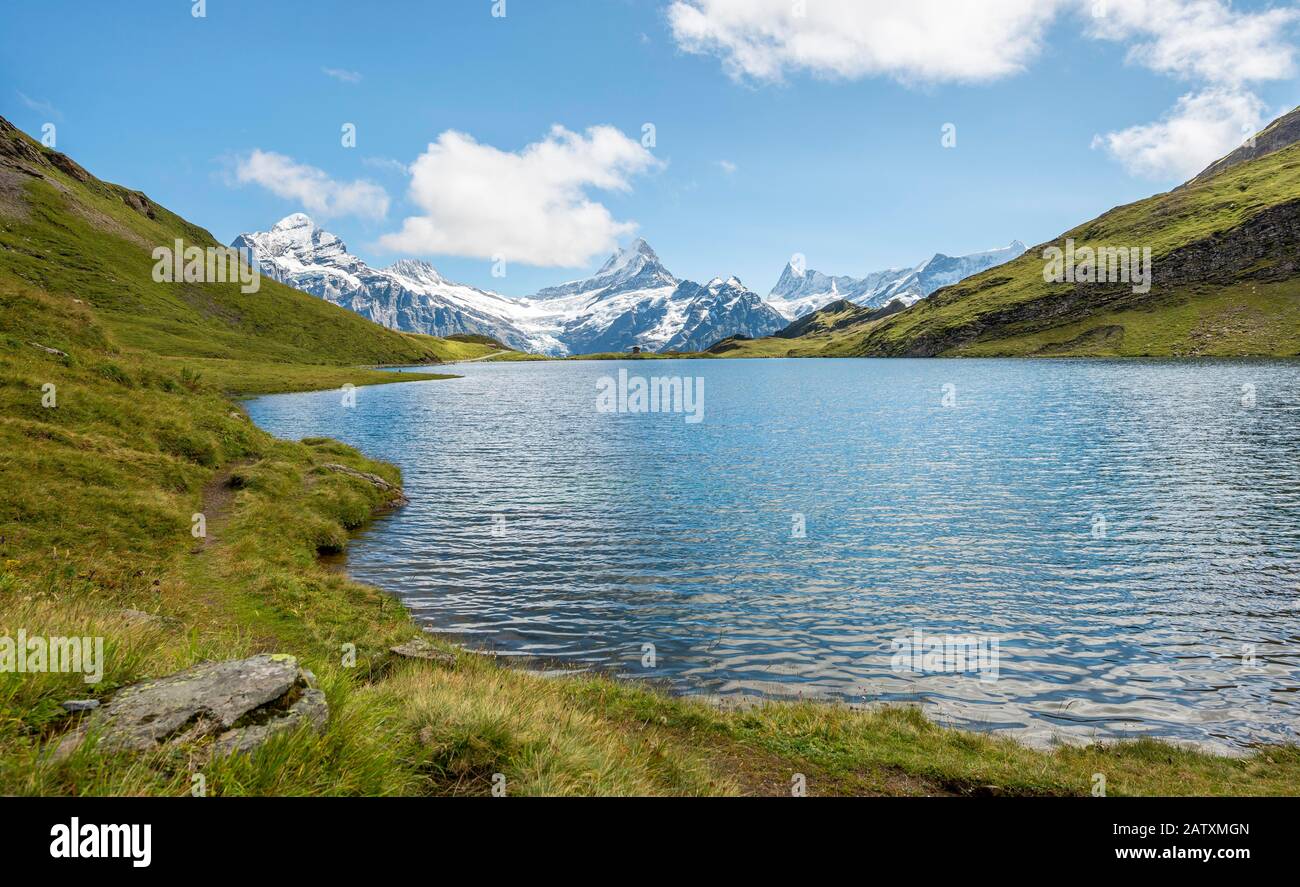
left=751, top=105, right=1300, bottom=359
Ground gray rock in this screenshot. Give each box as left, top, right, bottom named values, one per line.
left=213, top=675, right=329, bottom=756
left=28, top=342, right=69, bottom=358
left=53, top=654, right=327, bottom=759
left=390, top=638, right=456, bottom=667
left=118, top=608, right=174, bottom=627
left=318, top=463, right=409, bottom=506
left=60, top=699, right=100, bottom=713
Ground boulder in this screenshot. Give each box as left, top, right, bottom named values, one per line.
left=390, top=638, right=456, bottom=667
left=53, top=654, right=327, bottom=760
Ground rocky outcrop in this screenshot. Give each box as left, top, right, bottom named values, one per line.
left=318, top=463, right=409, bottom=506
left=116, top=188, right=156, bottom=220
left=28, top=342, right=69, bottom=358
left=54, top=654, right=327, bottom=759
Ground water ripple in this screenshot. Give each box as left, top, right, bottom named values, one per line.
left=248, top=358, right=1300, bottom=752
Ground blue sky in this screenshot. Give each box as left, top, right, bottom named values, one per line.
left=2, top=0, right=1297, bottom=296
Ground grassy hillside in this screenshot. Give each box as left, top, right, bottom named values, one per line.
left=0, top=116, right=497, bottom=388
left=723, top=108, right=1300, bottom=359
left=2, top=117, right=1297, bottom=796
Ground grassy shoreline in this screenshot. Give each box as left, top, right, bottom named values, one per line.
left=4, top=360, right=1298, bottom=795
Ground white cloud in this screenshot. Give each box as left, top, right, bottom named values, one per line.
left=322, top=67, right=363, bottom=84
left=668, top=0, right=1296, bottom=87
left=15, top=90, right=62, bottom=120
left=234, top=150, right=389, bottom=220
left=1086, top=0, right=1298, bottom=86
left=716, top=159, right=738, bottom=174
left=667, top=0, right=1063, bottom=83
left=1086, top=0, right=1296, bottom=178
left=665, top=1, right=1297, bottom=181
left=379, top=125, right=663, bottom=267
left=1091, top=88, right=1266, bottom=179
left=362, top=156, right=410, bottom=175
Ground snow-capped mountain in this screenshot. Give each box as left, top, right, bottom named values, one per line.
left=235, top=218, right=786, bottom=355
left=662, top=277, right=785, bottom=352
left=232, top=214, right=561, bottom=353
left=236, top=215, right=1018, bottom=355
left=766, top=241, right=1028, bottom=321
left=533, top=237, right=677, bottom=300
left=521, top=239, right=786, bottom=354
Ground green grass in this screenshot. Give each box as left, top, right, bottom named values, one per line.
left=2, top=115, right=1298, bottom=796
left=953, top=280, right=1300, bottom=357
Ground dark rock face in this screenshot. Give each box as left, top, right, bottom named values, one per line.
left=661, top=279, right=788, bottom=352
left=118, top=189, right=156, bottom=219
left=571, top=300, right=673, bottom=354
left=54, top=654, right=327, bottom=759
left=775, top=298, right=907, bottom=339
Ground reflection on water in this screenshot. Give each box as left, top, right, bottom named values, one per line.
left=247, top=358, right=1300, bottom=752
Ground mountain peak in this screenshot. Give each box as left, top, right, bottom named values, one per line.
left=236, top=213, right=350, bottom=262
left=596, top=237, right=660, bottom=276
left=536, top=236, right=676, bottom=299
left=271, top=212, right=318, bottom=232
left=386, top=258, right=444, bottom=284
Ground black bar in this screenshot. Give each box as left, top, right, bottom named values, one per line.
left=3, top=797, right=1286, bottom=872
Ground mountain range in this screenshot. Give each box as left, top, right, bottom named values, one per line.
left=235, top=220, right=790, bottom=356
left=235, top=218, right=1024, bottom=356
left=765, top=241, right=1026, bottom=321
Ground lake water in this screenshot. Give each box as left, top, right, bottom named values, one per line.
left=247, top=358, right=1300, bottom=752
